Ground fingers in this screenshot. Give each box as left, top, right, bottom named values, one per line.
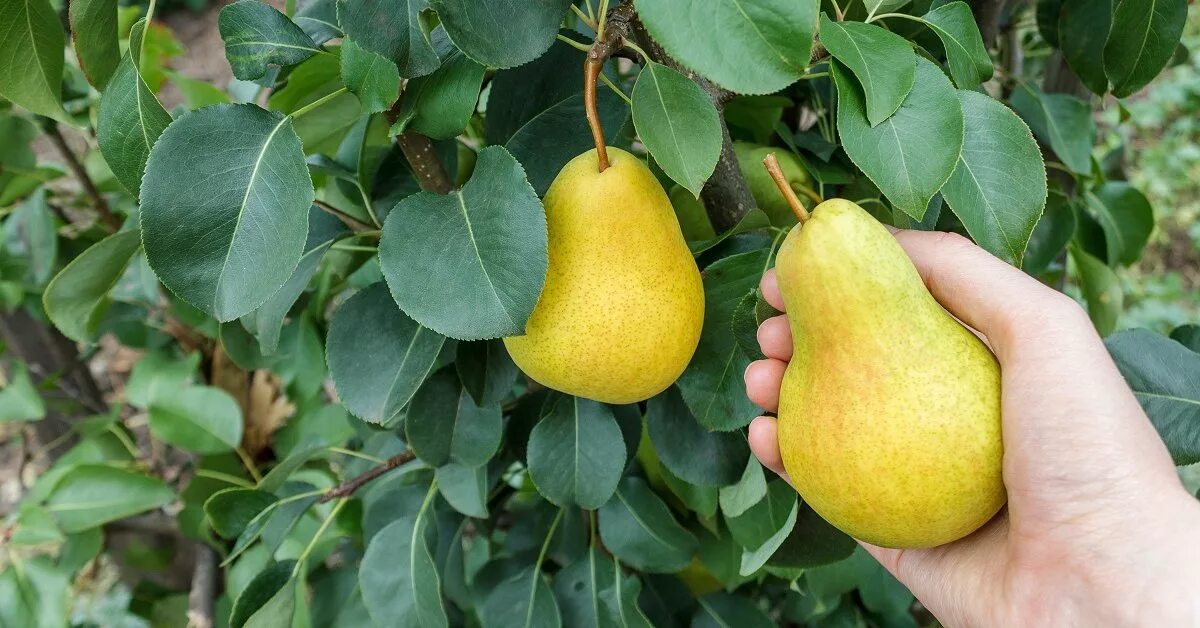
left=745, top=359, right=786, bottom=411
left=748, top=416, right=792, bottom=485
left=757, top=315, right=793, bottom=360
left=760, top=269, right=785, bottom=312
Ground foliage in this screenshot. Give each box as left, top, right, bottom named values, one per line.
left=0, top=0, right=1195, bottom=626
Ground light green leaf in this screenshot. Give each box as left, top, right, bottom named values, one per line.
left=405, top=369, right=503, bottom=467
left=436, top=462, right=492, bottom=518
left=70, top=0, right=120, bottom=89
left=718, top=456, right=767, bottom=518
left=125, top=351, right=201, bottom=408
left=204, top=488, right=278, bottom=539
left=0, top=0, right=66, bottom=120
left=327, top=282, right=445, bottom=425
left=599, top=477, right=698, bottom=573
left=941, top=90, right=1046, bottom=265
left=5, top=187, right=57, bottom=285
left=834, top=57, right=963, bottom=219
left=44, top=229, right=142, bottom=343
left=1106, top=329, right=1200, bottom=465
left=393, top=51, right=485, bottom=140
left=693, top=593, right=774, bottom=628
left=0, top=362, right=45, bottom=422
left=44, top=465, right=175, bottom=533
left=528, top=395, right=626, bottom=510
left=738, top=499, right=797, bottom=575
left=482, top=566, right=562, bottom=628
left=646, top=387, right=750, bottom=486
left=632, top=62, right=721, bottom=197
left=1085, top=181, right=1154, bottom=267
left=819, top=15, right=916, bottom=126
left=218, top=0, right=320, bottom=81
left=1009, top=83, right=1095, bottom=174
left=1070, top=245, right=1122, bottom=336
left=148, top=385, right=244, bottom=454
left=379, top=146, right=546, bottom=340
left=231, top=560, right=296, bottom=628
left=167, top=70, right=233, bottom=108
left=428, top=0, right=572, bottom=69
left=141, top=103, right=313, bottom=321
left=340, top=38, right=400, bottom=113
left=360, top=509, right=449, bottom=628
left=1104, top=0, right=1188, bottom=97
left=295, top=0, right=342, bottom=45
left=635, top=0, right=818, bottom=95
left=1059, top=0, right=1113, bottom=94
left=725, top=479, right=794, bottom=551
left=338, top=0, right=439, bottom=78
left=922, top=1, right=993, bottom=89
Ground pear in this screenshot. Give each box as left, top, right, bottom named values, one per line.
left=504, top=147, right=704, bottom=404
left=774, top=198, right=1004, bottom=549
left=734, top=142, right=813, bottom=227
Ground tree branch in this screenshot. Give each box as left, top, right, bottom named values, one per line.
left=187, top=544, right=217, bottom=628
left=314, top=200, right=375, bottom=233
left=970, top=0, right=1009, bottom=49
left=318, top=451, right=416, bottom=503
left=396, top=131, right=454, bottom=194
left=42, top=122, right=121, bottom=232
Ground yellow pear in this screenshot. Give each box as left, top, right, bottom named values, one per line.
left=734, top=142, right=813, bottom=227
left=775, top=198, right=1005, bottom=548
left=504, top=147, right=704, bottom=404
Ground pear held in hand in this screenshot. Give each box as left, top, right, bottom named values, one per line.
left=504, top=147, right=704, bottom=404
left=774, top=197, right=1005, bottom=549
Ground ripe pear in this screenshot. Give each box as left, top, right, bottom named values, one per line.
left=774, top=199, right=1004, bottom=549
left=504, top=147, right=704, bottom=404
left=734, top=142, right=813, bottom=227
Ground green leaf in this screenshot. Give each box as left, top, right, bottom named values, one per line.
left=482, top=566, right=563, bottom=628
left=219, top=0, right=320, bottom=81
left=1104, top=0, right=1188, bottom=98
left=738, top=499, right=797, bottom=575
left=361, top=512, right=448, bottom=628
left=921, top=1, right=993, bottom=90
left=5, top=187, right=57, bottom=285
left=819, top=15, right=916, bottom=126
left=834, top=57, right=963, bottom=220
left=405, top=369, right=503, bottom=467
left=1070, top=245, right=1122, bottom=336
left=632, top=62, right=722, bottom=197
left=1170, top=325, right=1200, bottom=353
left=599, top=477, right=698, bottom=573
left=766, top=502, right=855, bottom=568
left=168, top=70, right=233, bottom=108
left=693, top=593, right=774, bottom=628
left=0, top=0, right=66, bottom=120
left=646, top=387, right=750, bottom=486
left=436, top=462, right=492, bottom=518
left=429, top=0, right=572, bottom=69
left=338, top=0, right=439, bottom=78
left=1106, top=329, right=1200, bottom=465
left=327, top=282, right=445, bottom=425
left=269, top=54, right=363, bottom=154
left=1022, top=191, right=1077, bottom=275
left=1036, top=0, right=1065, bottom=46
left=379, top=146, right=546, bottom=340
left=731, top=292, right=764, bottom=360
left=70, top=0, right=120, bottom=89
left=125, top=351, right=201, bottom=408
left=0, top=556, right=70, bottom=627
left=205, top=488, right=277, bottom=538
left=528, top=395, right=626, bottom=509
left=148, top=385, right=244, bottom=454
left=725, top=479, right=794, bottom=550
left=1059, top=0, right=1113, bottom=94
left=44, top=229, right=142, bottom=343
left=635, top=0, right=818, bottom=95
left=553, top=547, right=653, bottom=628
left=393, top=51, right=486, bottom=140
left=941, top=90, right=1046, bottom=265
left=45, top=465, right=174, bottom=533
left=231, top=560, right=296, bottom=628
left=864, top=0, right=912, bottom=15
left=456, top=339, right=518, bottom=407
left=718, top=456, right=767, bottom=518
left=295, top=0, right=342, bottom=45
left=141, top=103, right=313, bottom=321
left=687, top=208, right=772, bottom=255
left=1085, top=181, right=1154, bottom=267
left=97, top=20, right=173, bottom=196
left=340, top=38, right=400, bottom=113
left=0, top=362, right=45, bottom=422
left=1009, top=83, right=1095, bottom=174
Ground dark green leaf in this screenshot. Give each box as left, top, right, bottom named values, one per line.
left=1104, top=0, right=1188, bottom=97
left=677, top=248, right=770, bottom=430
left=942, top=90, right=1046, bottom=265
left=1105, top=328, right=1200, bottom=465
left=0, top=0, right=65, bottom=120
left=1070, top=245, right=1122, bottom=336
left=229, top=483, right=317, bottom=563
left=148, top=385, right=243, bottom=454
left=436, top=462, right=493, bottom=518
left=1085, top=181, right=1154, bottom=267
left=528, top=395, right=626, bottom=509
left=340, top=38, right=400, bottom=113
left=44, top=230, right=142, bottom=343
left=141, top=103, right=313, bottom=321
left=456, top=339, right=518, bottom=407
left=45, top=465, right=174, bottom=533
left=767, top=502, right=856, bottom=568
left=731, top=292, right=764, bottom=361
left=205, top=488, right=277, bottom=539
left=295, top=0, right=342, bottom=44
left=636, top=0, right=818, bottom=95
left=393, top=51, right=485, bottom=140
left=231, top=560, right=296, bottom=628
left=1170, top=325, right=1200, bottom=353
left=693, top=593, right=773, bottom=628
left=1036, top=0, right=1065, bottom=46
left=646, top=387, right=750, bottom=486
left=70, top=0, right=120, bottom=89
left=360, top=508, right=448, bottom=628
left=380, top=146, right=546, bottom=340
left=1009, top=83, right=1095, bottom=174
left=405, top=369, right=502, bottom=467
left=1059, top=0, right=1113, bottom=94
left=688, top=208, right=772, bottom=255
left=1022, top=191, right=1076, bottom=275
left=219, top=0, right=320, bottom=81
left=632, top=62, right=722, bottom=197
left=725, top=479, right=794, bottom=551
left=922, top=1, right=993, bottom=89
left=429, top=0, right=572, bottom=69
left=337, top=0, right=439, bottom=78
left=820, top=15, right=916, bottom=125
left=834, top=58, right=963, bottom=220
left=327, top=282, right=445, bottom=424
left=599, top=477, right=698, bottom=573
left=553, top=547, right=653, bottom=628
left=482, top=565, right=562, bottom=628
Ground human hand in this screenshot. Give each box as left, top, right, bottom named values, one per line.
left=744, top=229, right=1200, bottom=626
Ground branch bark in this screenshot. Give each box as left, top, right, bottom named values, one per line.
left=396, top=131, right=454, bottom=195
left=318, top=451, right=416, bottom=503
left=187, top=544, right=217, bottom=628
left=43, top=123, right=121, bottom=231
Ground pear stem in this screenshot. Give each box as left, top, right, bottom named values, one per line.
left=584, top=57, right=610, bottom=172
left=763, top=153, right=811, bottom=224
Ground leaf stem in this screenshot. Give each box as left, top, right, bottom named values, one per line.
left=194, top=468, right=255, bottom=489
left=868, top=12, right=924, bottom=24
left=762, top=154, right=812, bottom=223
left=556, top=34, right=592, bottom=53
left=829, top=0, right=844, bottom=21
left=236, top=448, right=263, bottom=484
left=525, top=508, right=563, bottom=626
left=288, top=87, right=349, bottom=120
left=293, top=497, right=347, bottom=577
left=329, top=243, right=378, bottom=253
left=599, top=73, right=632, bottom=105
left=108, top=423, right=140, bottom=459
left=569, top=5, right=597, bottom=31
left=328, top=446, right=386, bottom=464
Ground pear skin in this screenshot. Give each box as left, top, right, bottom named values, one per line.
left=504, top=147, right=704, bottom=404
left=775, top=199, right=1005, bottom=548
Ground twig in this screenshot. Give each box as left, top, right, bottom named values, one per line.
left=187, top=544, right=217, bottom=628
left=43, top=122, right=121, bottom=231
left=314, top=200, right=375, bottom=233
left=395, top=131, right=454, bottom=194
left=317, top=451, right=416, bottom=503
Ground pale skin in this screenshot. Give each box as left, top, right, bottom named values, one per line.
left=743, top=229, right=1200, bottom=626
